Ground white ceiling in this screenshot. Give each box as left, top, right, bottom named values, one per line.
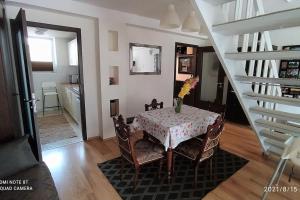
left=27, top=27, right=77, bottom=39
left=74, top=0, right=300, bottom=19
left=73, top=0, right=194, bottom=21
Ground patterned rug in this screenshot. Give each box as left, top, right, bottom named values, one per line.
left=98, top=149, right=248, bottom=200
left=38, top=114, right=78, bottom=145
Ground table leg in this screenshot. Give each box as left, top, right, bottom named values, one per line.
left=167, top=147, right=173, bottom=180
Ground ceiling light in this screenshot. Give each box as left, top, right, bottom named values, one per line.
left=182, top=11, right=200, bottom=32
left=160, top=4, right=181, bottom=29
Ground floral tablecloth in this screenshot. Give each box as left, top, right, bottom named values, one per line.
left=132, top=105, right=220, bottom=150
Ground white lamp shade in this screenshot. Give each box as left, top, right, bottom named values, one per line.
left=160, top=4, right=181, bottom=29
left=182, top=11, right=200, bottom=32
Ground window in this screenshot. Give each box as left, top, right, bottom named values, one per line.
left=28, top=37, right=55, bottom=71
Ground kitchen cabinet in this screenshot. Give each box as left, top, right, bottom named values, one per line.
left=68, top=38, right=78, bottom=66
left=62, top=85, right=80, bottom=124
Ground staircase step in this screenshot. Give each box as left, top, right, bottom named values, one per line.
left=264, top=138, right=286, bottom=149
left=244, top=92, right=300, bottom=107
left=225, top=50, right=300, bottom=60
left=267, top=145, right=284, bottom=156
left=250, top=106, right=300, bottom=123
left=255, top=119, right=300, bottom=136
left=236, top=76, right=300, bottom=87
left=260, top=129, right=291, bottom=142
left=213, top=7, right=300, bottom=35
left=203, top=0, right=235, bottom=5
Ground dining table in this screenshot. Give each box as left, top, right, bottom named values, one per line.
left=132, top=105, right=220, bottom=179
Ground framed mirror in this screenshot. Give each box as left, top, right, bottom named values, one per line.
left=129, top=43, right=161, bottom=75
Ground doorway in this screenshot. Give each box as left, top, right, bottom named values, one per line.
left=194, top=46, right=228, bottom=111
left=173, top=43, right=227, bottom=113
left=10, top=10, right=87, bottom=154
left=173, top=42, right=198, bottom=106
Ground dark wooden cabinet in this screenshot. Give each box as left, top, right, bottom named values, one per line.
left=225, top=84, right=249, bottom=125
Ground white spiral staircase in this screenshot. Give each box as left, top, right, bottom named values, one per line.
left=191, top=0, right=300, bottom=157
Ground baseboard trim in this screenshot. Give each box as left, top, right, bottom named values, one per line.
left=103, top=136, right=116, bottom=141
left=87, top=136, right=102, bottom=141
left=87, top=135, right=116, bottom=141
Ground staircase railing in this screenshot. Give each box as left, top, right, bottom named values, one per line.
left=232, top=0, right=282, bottom=120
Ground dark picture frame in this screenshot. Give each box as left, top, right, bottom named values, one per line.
left=288, top=61, right=300, bottom=68
left=279, top=45, right=300, bottom=98
left=286, top=68, right=299, bottom=78
left=178, top=56, right=193, bottom=74
left=129, top=43, right=162, bottom=75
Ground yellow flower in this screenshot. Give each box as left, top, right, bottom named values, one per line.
left=178, top=83, right=191, bottom=98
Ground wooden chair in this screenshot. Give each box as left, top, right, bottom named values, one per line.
left=210, top=104, right=226, bottom=119
left=113, top=115, right=165, bottom=190
left=173, top=116, right=224, bottom=186
left=145, top=99, right=163, bottom=111
left=144, top=99, right=164, bottom=143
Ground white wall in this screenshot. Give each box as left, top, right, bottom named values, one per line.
left=6, top=4, right=101, bottom=139
left=6, top=0, right=210, bottom=139
left=32, top=38, right=78, bottom=112
left=126, top=25, right=209, bottom=117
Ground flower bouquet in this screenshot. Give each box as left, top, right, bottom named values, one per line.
left=175, top=76, right=199, bottom=113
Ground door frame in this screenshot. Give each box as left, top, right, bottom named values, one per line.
left=173, top=42, right=198, bottom=105
left=194, top=46, right=214, bottom=108
left=195, top=46, right=225, bottom=107
left=26, top=21, right=87, bottom=140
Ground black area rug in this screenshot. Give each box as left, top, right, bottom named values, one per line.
left=98, top=149, right=248, bottom=200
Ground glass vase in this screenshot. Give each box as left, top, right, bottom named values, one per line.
left=175, top=98, right=183, bottom=113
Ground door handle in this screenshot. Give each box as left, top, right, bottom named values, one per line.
left=24, top=98, right=40, bottom=103
left=24, top=93, right=39, bottom=113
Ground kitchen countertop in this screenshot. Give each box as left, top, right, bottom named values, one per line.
left=62, top=83, right=80, bottom=95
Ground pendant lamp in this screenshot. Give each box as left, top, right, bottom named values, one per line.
left=182, top=11, right=200, bottom=32
left=160, top=4, right=181, bottom=29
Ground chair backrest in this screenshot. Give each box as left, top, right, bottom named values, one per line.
left=145, top=99, right=163, bottom=111
left=113, top=115, right=136, bottom=164
left=197, top=116, right=224, bottom=161
left=42, top=82, right=56, bottom=88
left=42, top=82, right=57, bottom=91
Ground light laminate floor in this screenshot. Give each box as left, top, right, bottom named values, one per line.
left=42, top=122, right=300, bottom=200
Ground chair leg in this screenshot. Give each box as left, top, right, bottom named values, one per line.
left=172, top=154, right=176, bottom=175
left=194, top=162, right=200, bottom=188
left=214, top=155, right=218, bottom=179
left=120, top=158, right=124, bottom=180
left=289, top=165, right=294, bottom=182
left=134, top=168, right=140, bottom=191
left=210, top=158, right=213, bottom=180
left=56, top=94, right=60, bottom=111
left=262, top=159, right=287, bottom=200
left=43, top=95, right=45, bottom=116
left=158, top=159, right=163, bottom=179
